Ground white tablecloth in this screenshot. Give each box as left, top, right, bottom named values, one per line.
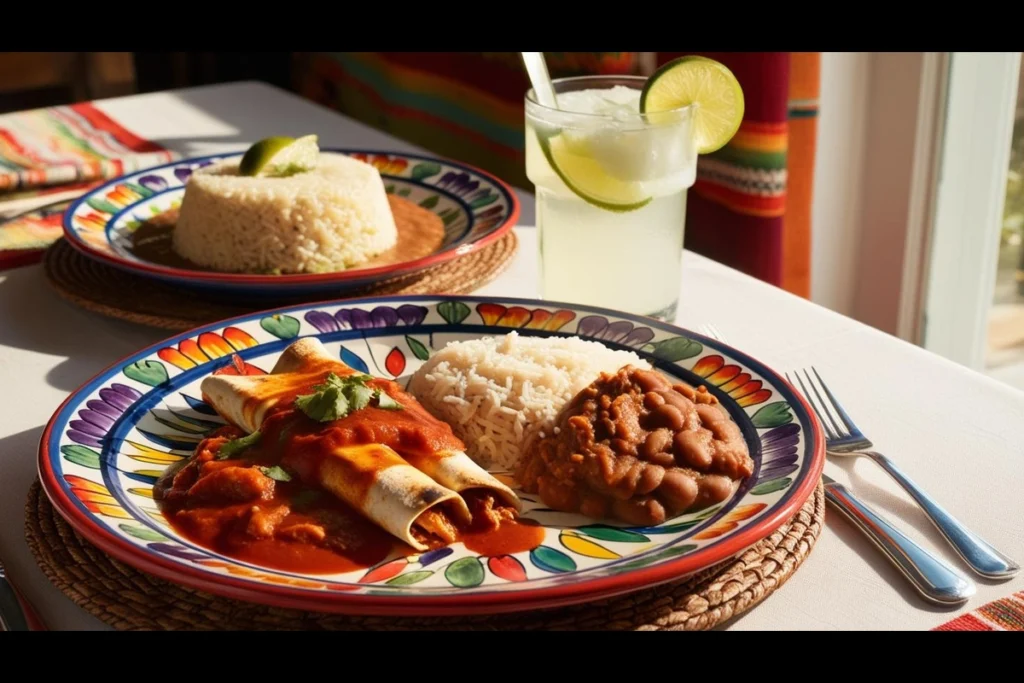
left=1, top=82, right=1021, bottom=631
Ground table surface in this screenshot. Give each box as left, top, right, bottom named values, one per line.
left=2, top=81, right=1022, bottom=631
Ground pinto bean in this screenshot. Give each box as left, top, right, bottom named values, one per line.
left=642, top=429, right=672, bottom=460
left=611, top=496, right=666, bottom=526
left=636, top=464, right=665, bottom=495
left=712, top=441, right=756, bottom=479
left=643, top=391, right=666, bottom=410
left=695, top=403, right=729, bottom=424
left=672, top=383, right=697, bottom=400
left=633, top=369, right=670, bottom=392
left=651, top=404, right=685, bottom=430
left=658, top=470, right=699, bottom=511
left=647, top=450, right=677, bottom=468
left=708, top=418, right=742, bottom=443
left=673, top=430, right=713, bottom=469
left=695, top=475, right=734, bottom=507
left=659, top=389, right=692, bottom=411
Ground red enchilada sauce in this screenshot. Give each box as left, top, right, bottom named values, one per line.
left=155, top=370, right=542, bottom=575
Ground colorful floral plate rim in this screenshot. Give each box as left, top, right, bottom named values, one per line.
left=60, top=149, right=519, bottom=292
left=39, top=295, right=824, bottom=616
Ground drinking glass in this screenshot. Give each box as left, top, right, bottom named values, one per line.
left=525, top=75, right=696, bottom=321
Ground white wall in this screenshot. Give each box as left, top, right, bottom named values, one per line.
left=811, top=52, right=870, bottom=317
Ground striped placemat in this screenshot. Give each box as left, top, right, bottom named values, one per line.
left=0, top=102, right=174, bottom=192
left=933, top=591, right=1024, bottom=631
left=0, top=101, right=176, bottom=269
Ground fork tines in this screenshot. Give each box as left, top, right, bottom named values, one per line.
left=785, top=368, right=865, bottom=447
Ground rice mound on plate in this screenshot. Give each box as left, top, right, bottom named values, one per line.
left=172, top=153, right=397, bottom=274
left=407, top=331, right=650, bottom=471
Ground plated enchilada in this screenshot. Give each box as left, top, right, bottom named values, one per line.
left=155, top=338, right=527, bottom=571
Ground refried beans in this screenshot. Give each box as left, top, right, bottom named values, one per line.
left=516, top=365, right=754, bottom=526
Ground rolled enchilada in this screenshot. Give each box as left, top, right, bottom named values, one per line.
left=191, top=338, right=519, bottom=551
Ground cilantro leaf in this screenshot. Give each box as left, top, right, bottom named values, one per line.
left=376, top=390, right=402, bottom=411
left=349, top=384, right=374, bottom=412
left=294, top=373, right=402, bottom=421
left=315, top=373, right=347, bottom=391
left=314, top=373, right=371, bottom=392
left=259, top=465, right=293, bottom=482
left=295, top=385, right=349, bottom=422
left=216, top=431, right=261, bottom=460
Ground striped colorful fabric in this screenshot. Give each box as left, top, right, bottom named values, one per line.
left=0, top=102, right=175, bottom=192
left=296, top=52, right=639, bottom=191
left=693, top=120, right=788, bottom=218
left=296, top=52, right=819, bottom=294
left=657, top=52, right=795, bottom=287
left=783, top=53, right=820, bottom=298
left=654, top=52, right=819, bottom=293
left=934, top=591, right=1024, bottom=631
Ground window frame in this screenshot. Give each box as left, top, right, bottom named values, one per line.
left=920, top=52, right=1021, bottom=369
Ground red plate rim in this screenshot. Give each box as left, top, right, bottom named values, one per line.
left=60, top=150, right=521, bottom=288
left=37, top=295, right=825, bottom=616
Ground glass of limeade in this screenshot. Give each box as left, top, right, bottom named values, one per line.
left=525, top=75, right=697, bottom=321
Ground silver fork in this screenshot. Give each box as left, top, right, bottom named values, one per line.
left=787, top=367, right=1019, bottom=580
left=699, top=324, right=979, bottom=605
left=699, top=325, right=1016, bottom=579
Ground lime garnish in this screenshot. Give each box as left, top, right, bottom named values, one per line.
left=640, top=56, right=744, bottom=154
left=537, top=132, right=652, bottom=212
left=238, top=134, right=320, bottom=177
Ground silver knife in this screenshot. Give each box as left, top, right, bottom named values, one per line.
left=822, top=474, right=976, bottom=606
left=0, top=558, right=32, bottom=631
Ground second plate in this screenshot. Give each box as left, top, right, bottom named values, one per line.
left=61, top=149, right=519, bottom=298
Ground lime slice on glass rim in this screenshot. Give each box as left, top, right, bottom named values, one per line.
left=640, top=56, right=744, bottom=154
left=537, top=132, right=652, bottom=212
left=239, top=134, right=320, bottom=177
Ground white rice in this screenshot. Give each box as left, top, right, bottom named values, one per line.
left=407, top=332, right=650, bottom=470
left=172, top=153, right=397, bottom=274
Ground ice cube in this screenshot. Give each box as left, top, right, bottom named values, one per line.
left=556, top=87, right=642, bottom=117
left=608, top=102, right=642, bottom=123
left=551, top=87, right=696, bottom=185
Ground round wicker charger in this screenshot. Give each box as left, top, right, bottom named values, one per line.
left=25, top=479, right=824, bottom=631
left=43, top=231, right=518, bottom=331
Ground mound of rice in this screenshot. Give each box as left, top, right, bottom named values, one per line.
left=407, top=332, right=650, bottom=470
left=172, top=153, right=397, bottom=274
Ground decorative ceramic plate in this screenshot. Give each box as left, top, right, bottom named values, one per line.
left=39, top=295, right=824, bottom=616
left=60, top=150, right=519, bottom=297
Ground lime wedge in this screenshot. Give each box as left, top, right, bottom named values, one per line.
left=640, top=56, right=744, bottom=154
left=538, top=132, right=652, bottom=212
left=239, top=135, right=320, bottom=177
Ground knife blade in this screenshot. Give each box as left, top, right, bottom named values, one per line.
left=820, top=474, right=976, bottom=606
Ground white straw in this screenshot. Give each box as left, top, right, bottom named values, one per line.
left=521, top=52, right=558, bottom=109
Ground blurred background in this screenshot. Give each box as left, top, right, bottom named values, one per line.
left=2, top=51, right=1022, bottom=391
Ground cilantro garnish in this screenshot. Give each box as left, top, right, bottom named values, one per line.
left=258, top=465, right=293, bottom=482
left=294, top=373, right=403, bottom=422
left=215, top=431, right=261, bottom=460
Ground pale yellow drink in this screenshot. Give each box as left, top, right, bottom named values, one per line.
left=525, top=76, right=697, bottom=321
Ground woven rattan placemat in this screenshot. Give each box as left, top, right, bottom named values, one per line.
left=43, top=231, right=518, bottom=331
left=25, top=479, right=823, bottom=631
